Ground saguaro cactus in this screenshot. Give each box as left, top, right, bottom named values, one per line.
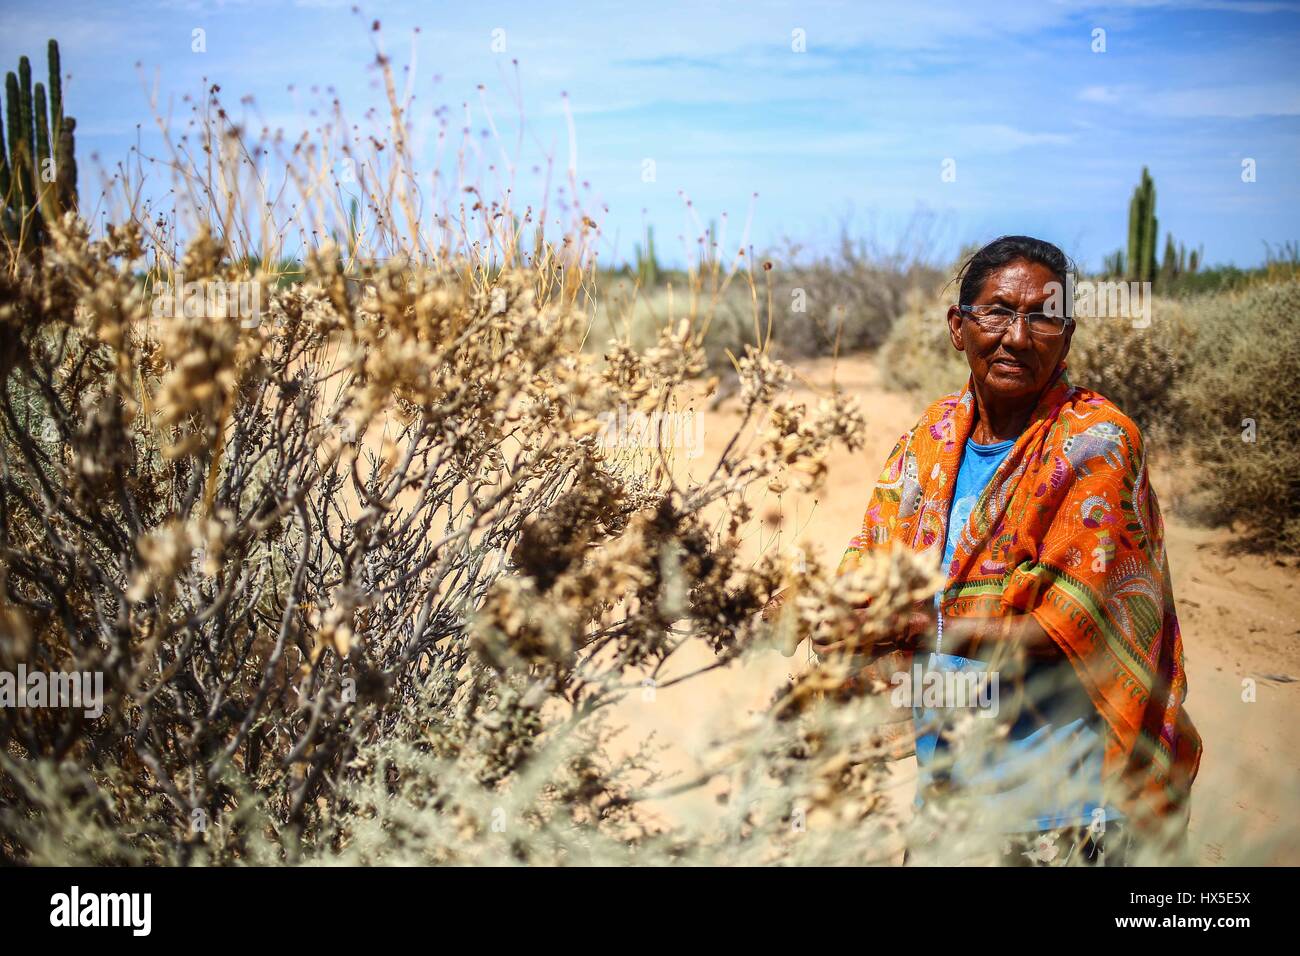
left=2, top=38, right=77, bottom=248
left=1126, top=167, right=1157, bottom=284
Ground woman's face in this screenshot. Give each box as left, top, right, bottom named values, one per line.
left=946, top=258, right=1073, bottom=405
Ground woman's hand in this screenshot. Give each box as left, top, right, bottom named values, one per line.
left=809, top=602, right=934, bottom=659
left=899, top=606, right=935, bottom=646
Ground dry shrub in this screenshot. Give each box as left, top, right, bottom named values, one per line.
left=589, top=279, right=759, bottom=380
left=1064, top=302, right=1192, bottom=444
left=767, top=232, right=945, bottom=358
left=1170, top=280, right=1300, bottom=551
left=0, top=208, right=900, bottom=863
left=1, top=53, right=978, bottom=865
left=1056, top=283, right=1299, bottom=550
left=877, top=290, right=968, bottom=397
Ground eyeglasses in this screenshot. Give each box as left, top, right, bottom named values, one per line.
left=959, top=304, right=1072, bottom=337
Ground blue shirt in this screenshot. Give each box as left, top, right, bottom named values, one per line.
left=913, top=437, right=1122, bottom=833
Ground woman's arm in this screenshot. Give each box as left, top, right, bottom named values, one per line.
left=922, top=612, right=1063, bottom=664
left=804, top=596, right=1063, bottom=668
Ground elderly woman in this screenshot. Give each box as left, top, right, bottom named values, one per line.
left=828, top=236, right=1201, bottom=865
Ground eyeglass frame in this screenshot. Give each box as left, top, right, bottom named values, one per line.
left=957, top=303, right=1074, bottom=337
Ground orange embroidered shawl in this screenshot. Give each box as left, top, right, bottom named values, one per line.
left=838, top=364, right=1201, bottom=826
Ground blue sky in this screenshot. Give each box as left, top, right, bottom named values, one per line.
left=2, top=0, right=1298, bottom=269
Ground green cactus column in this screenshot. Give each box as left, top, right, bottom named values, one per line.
left=48, top=38, right=73, bottom=218
left=56, top=115, right=76, bottom=214
left=18, top=56, right=33, bottom=154
left=2, top=39, right=78, bottom=249
left=1127, top=167, right=1157, bottom=284
left=34, top=83, right=54, bottom=220
left=635, top=225, right=659, bottom=286
left=47, top=39, right=62, bottom=143
left=6, top=70, right=33, bottom=219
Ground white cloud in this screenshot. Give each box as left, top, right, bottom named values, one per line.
left=1142, top=84, right=1300, bottom=118
left=952, top=124, right=1074, bottom=151
left=1078, top=85, right=1120, bottom=103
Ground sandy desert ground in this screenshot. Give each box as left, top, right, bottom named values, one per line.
left=612, top=352, right=1300, bottom=865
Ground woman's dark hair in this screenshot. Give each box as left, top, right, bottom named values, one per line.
left=954, top=235, right=1073, bottom=306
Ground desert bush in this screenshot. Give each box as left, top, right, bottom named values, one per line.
left=591, top=236, right=943, bottom=386
left=1061, top=300, right=1193, bottom=444
left=588, top=278, right=759, bottom=380
left=1170, top=280, right=1300, bottom=551
left=766, top=231, right=945, bottom=358
left=877, top=290, right=969, bottom=398
left=0, top=208, right=912, bottom=863
left=587, top=224, right=943, bottom=413
left=1, top=59, right=985, bottom=865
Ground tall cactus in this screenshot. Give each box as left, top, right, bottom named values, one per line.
left=346, top=195, right=360, bottom=259
left=34, top=83, right=54, bottom=221
left=1158, top=233, right=1196, bottom=290
left=18, top=56, right=33, bottom=161
left=634, top=225, right=659, bottom=287
left=1126, top=166, right=1157, bottom=284
left=56, top=115, right=76, bottom=214
left=1102, top=249, right=1124, bottom=277
left=5, top=70, right=33, bottom=226
left=47, top=40, right=62, bottom=144
left=2, top=38, right=77, bottom=250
